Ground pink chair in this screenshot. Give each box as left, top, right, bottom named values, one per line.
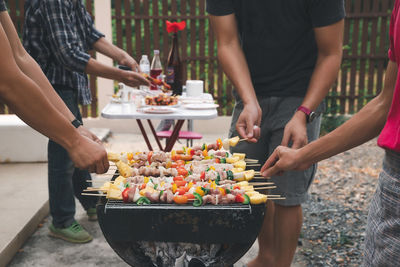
left=156, top=130, right=203, bottom=147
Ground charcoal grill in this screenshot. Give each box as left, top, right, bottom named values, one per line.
left=97, top=199, right=266, bottom=267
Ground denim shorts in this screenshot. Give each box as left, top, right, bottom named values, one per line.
left=229, top=96, right=324, bottom=206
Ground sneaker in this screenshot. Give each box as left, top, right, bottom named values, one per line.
left=48, top=221, right=93, bottom=243
left=86, top=208, right=97, bottom=221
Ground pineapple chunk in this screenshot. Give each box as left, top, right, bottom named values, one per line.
left=116, top=160, right=133, bottom=178
left=232, top=153, right=246, bottom=160
left=107, top=152, right=120, bottom=163
left=234, top=160, right=246, bottom=170
left=244, top=169, right=255, bottom=181
left=250, top=194, right=268, bottom=205
left=229, top=136, right=240, bottom=147
left=226, top=156, right=240, bottom=164
left=106, top=184, right=122, bottom=200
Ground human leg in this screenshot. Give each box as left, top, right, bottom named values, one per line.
left=249, top=97, right=322, bottom=266
left=47, top=88, right=92, bottom=242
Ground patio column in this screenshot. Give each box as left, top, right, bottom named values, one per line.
left=94, top=0, right=113, bottom=112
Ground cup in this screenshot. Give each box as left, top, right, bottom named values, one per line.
left=186, top=80, right=204, bottom=97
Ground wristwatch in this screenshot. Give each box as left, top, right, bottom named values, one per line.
left=71, top=118, right=82, bottom=128
left=297, top=106, right=317, bottom=123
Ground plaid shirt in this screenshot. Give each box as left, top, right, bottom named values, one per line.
left=23, top=0, right=104, bottom=105
left=0, top=0, right=6, bottom=12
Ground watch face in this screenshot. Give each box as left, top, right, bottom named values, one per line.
left=308, top=112, right=317, bottom=123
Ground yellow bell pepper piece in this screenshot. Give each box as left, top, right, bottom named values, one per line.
left=172, top=183, right=178, bottom=194
left=127, top=152, right=134, bottom=161
left=209, top=166, right=215, bottom=171
left=187, top=182, right=194, bottom=189
left=203, top=150, right=208, bottom=157
left=218, top=187, right=226, bottom=196
left=144, top=176, right=149, bottom=183
left=195, top=186, right=205, bottom=196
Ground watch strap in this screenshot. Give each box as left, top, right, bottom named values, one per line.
left=297, top=106, right=312, bottom=116
left=71, top=118, right=82, bottom=128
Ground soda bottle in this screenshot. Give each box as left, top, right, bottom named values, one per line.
left=139, top=55, right=150, bottom=91
left=150, top=50, right=163, bottom=90
left=166, top=33, right=183, bottom=95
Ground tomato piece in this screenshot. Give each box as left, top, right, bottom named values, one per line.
left=174, top=195, right=188, bottom=205
left=185, top=193, right=195, bottom=200
left=235, top=194, right=245, bottom=203
left=122, top=188, right=130, bottom=203
left=215, top=158, right=220, bottom=164
left=173, top=176, right=184, bottom=182
left=175, top=180, right=187, bottom=187
left=171, top=162, right=178, bottom=169
left=147, top=151, right=153, bottom=164
left=200, top=171, right=206, bottom=180
left=140, top=183, right=146, bottom=190
left=176, top=160, right=185, bottom=166
left=190, top=149, right=195, bottom=156
left=177, top=188, right=186, bottom=195
left=177, top=168, right=189, bottom=177
left=233, top=185, right=240, bottom=190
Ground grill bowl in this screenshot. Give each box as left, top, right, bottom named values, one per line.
left=97, top=200, right=266, bottom=266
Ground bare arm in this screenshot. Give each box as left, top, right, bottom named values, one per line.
left=262, top=61, right=398, bottom=176
left=0, top=18, right=108, bottom=173
left=281, top=20, right=344, bottom=148
left=92, top=37, right=139, bottom=70
left=0, top=12, right=75, bottom=122
left=210, top=14, right=261, bottom=141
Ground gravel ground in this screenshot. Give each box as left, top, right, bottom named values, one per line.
left=292, top=139, right=383, bottom=266
left=8, top=136, right=383, bottom=266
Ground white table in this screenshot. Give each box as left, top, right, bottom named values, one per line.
left=101, top=93, right=218, bottom=151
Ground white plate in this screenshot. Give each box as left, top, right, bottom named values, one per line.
left=141, top=107, right=175, bottom=114
left=184, top=103, right=219, bottom=110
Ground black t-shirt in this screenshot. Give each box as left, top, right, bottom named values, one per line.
left=207, top=0, right=345, bottom=97
left=0, top=0, right=7, bottom=12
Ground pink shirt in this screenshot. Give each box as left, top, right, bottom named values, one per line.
left=378, top=0, right=400, bottom=152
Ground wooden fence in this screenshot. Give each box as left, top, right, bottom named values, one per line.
left=2, top=0, right=395, bottom=116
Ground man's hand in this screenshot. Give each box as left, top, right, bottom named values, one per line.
left=118, top=70, right=150, bottom=88
left=118, top=52, right=140, bottom=72
left=236, top=103, right=262, bottom=143
left=68, top=135, right=109, bottom=174
left=281, top=111, right=308, bottom=149
left=77, top=126, right=102, bottom=145
left=260, top=146, right=310, bottom=177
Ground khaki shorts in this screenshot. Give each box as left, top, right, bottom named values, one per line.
left=229, top=96, right=324, bottom=206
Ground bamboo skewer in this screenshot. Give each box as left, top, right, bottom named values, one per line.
left=255, top=186, right=277, bottom=190
left=267, top=197, right=286, bottom=200
left=249, top=182, right=275, bottom=186
left=82, top=193, right=106, bottom=197
left=246, top=164, right=261, bottom=167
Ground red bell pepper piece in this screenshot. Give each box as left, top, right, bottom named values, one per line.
left=122, top=188, right=130, bottom=203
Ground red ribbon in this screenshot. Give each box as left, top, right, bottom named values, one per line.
left=166, top=20, right=186, bottom=33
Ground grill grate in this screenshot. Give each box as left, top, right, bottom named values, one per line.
left=105, top=200, right=252, bottom=211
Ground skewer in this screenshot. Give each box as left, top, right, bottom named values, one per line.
left=246, top=164, right=261, bottom=167
left=239, top=138, right=248, bottom=142
left=81, top=193, right=106, bottom=197
left=255, top=186, right=277, bottom=190
left=267, top=197, right=286, bottom=200
left=83, top=188, right=103, bottom=192
left=249, top=182, right=275, bottom=186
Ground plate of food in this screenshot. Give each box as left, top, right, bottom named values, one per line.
left=183, top=103, right=219, bottom=110
left=144, top=93, right=179, bottom=107
left=141, top=107, right=175, bottom=114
